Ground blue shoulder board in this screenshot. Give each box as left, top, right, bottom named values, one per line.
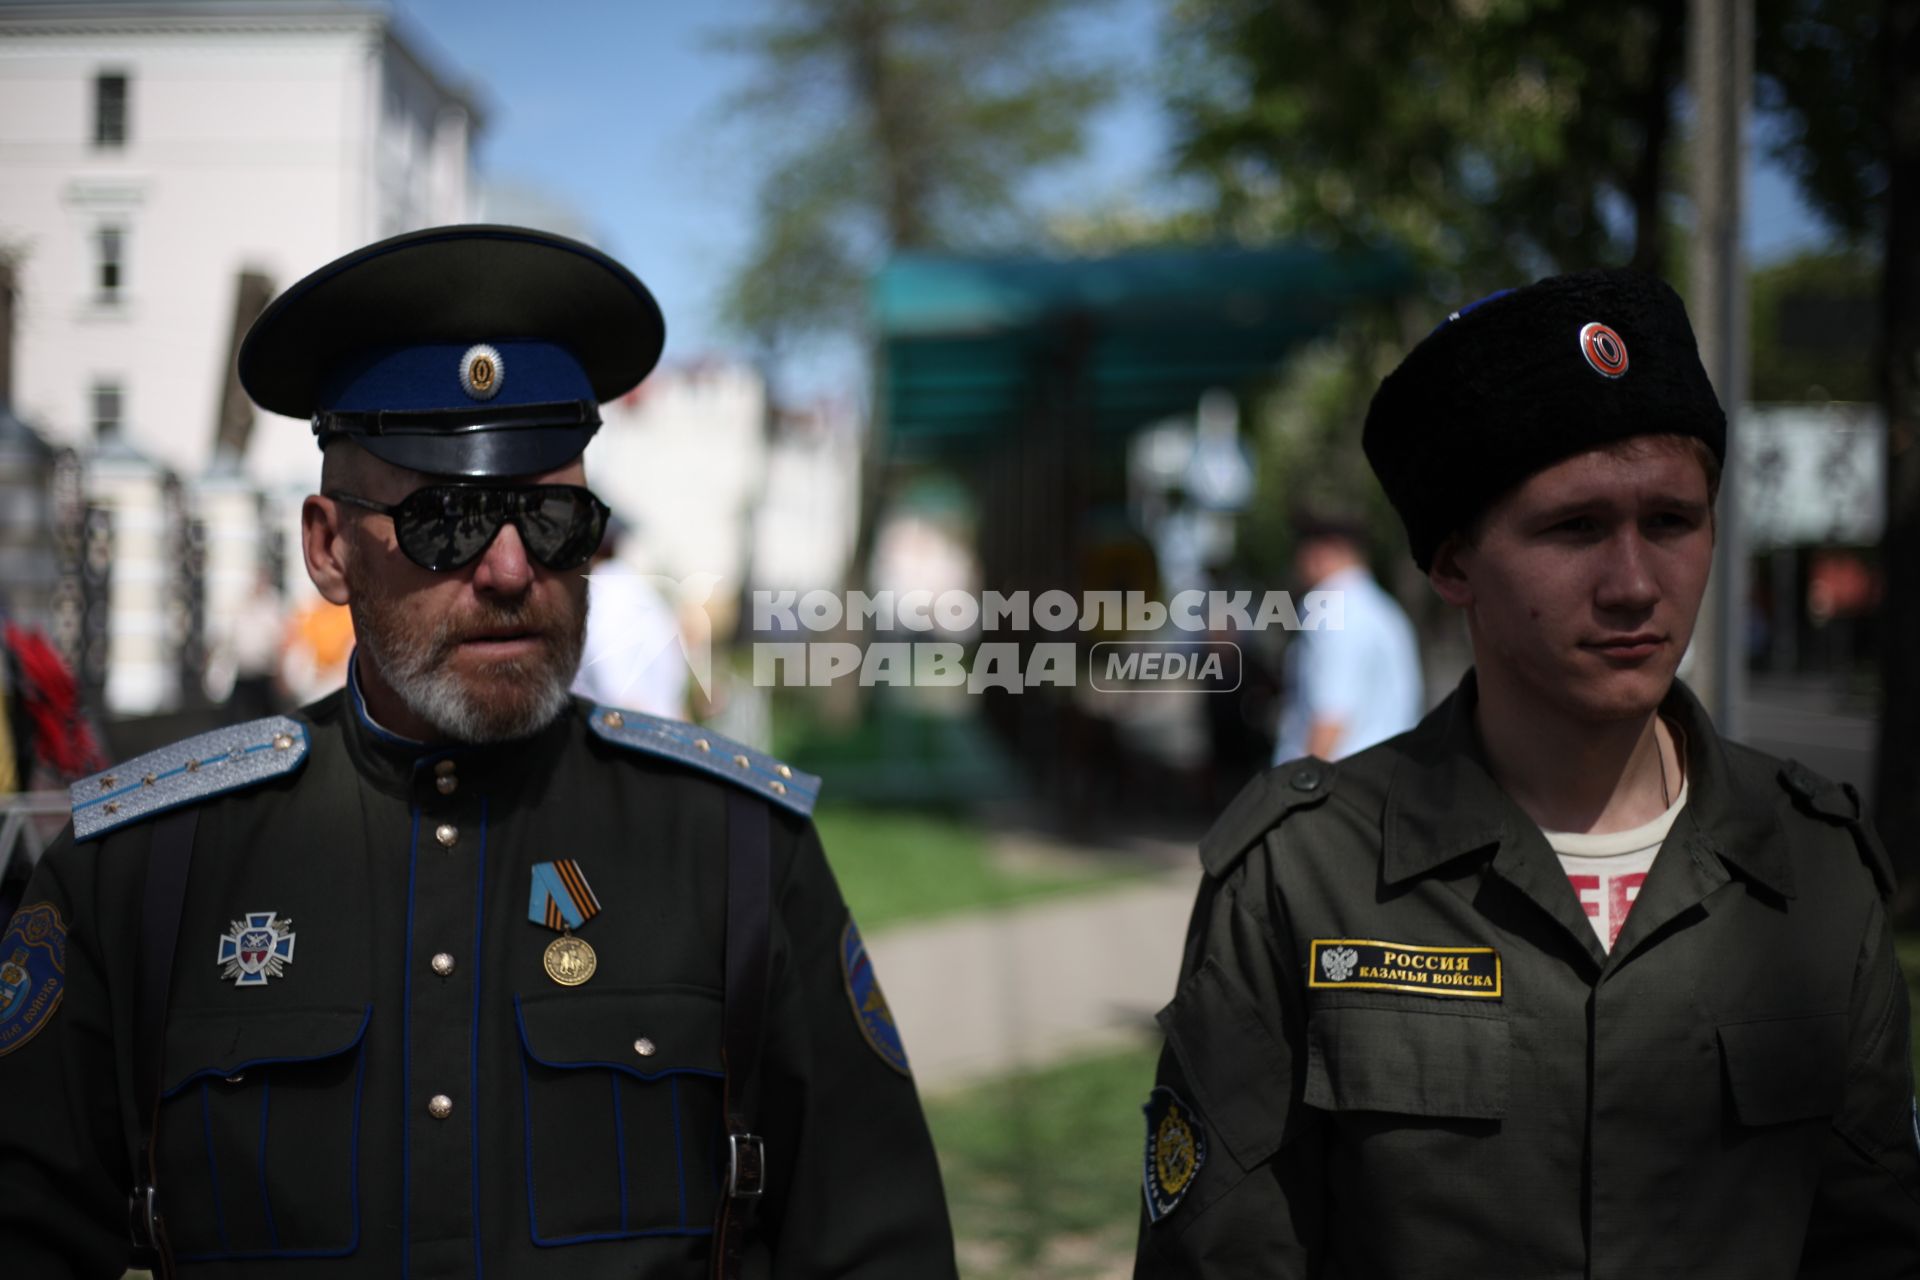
left=70, top=716, right=311, bottom=842
left=586, top=706, right=820, bottom=818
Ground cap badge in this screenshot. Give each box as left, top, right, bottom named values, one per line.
left=459, top=344, right=504, bottom=400
left=1579, top=322, right=1629, bottom=378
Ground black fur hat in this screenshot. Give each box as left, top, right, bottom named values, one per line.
left=1362, top=268, right=1725, bottom=571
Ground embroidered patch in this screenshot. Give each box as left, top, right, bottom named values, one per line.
left=0, top=903, right=68, bottom=1058
left=840, top=917, right=909, bottom=1075
left=217, top=912, right=297, bottom=987
left=1142, top=1086, right=1206, bottom=1222
left=1309, top=939, right=1502, bottom=999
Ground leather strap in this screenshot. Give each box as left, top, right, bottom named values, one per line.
left=712, top=789, right=771, bottom=1279
left=128, top=806, right=197, bottom=1277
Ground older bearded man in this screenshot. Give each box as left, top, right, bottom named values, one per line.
left=0, top=227, right=957, bottom=1280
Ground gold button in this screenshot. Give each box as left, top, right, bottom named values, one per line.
left=436, top=775, right=457, bottom=795
left=273, top=732, right=294, bottom=751
left=777, top=764, right=792, bottom=779
left=434, top=760, right=456, bottom=776
left=733, top=754, right=750, bottom=768
left=694, top=738, right=710, bottom=752
left=431, top=952, right=456, bottom=976
left=427, top=1094, right=453, bottom=1120
left=770, top=781, right=787, bottom=796
left=634, top=1038, right=656, bottom=1057
left=435, top=824, right=458, bottom=847
left=602, top=711, right=624, bottom=729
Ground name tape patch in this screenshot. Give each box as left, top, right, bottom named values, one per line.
left=1309, top=939, right=1502, bottom=1000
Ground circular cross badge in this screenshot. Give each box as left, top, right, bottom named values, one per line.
left=460, top=343, right=505, bottom=400
left=1579, top=322, right=1629, bottom=378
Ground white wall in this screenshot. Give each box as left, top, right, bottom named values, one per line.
left=0, top=7, right=478, bottom=489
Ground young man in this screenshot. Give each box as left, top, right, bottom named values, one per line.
left=0, top=227, right=956, bottom=1278
left=1135, top=269, right=1920, bottom=1276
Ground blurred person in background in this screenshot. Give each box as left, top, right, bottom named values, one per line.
left=1270, top=511, right=1421, bottom=765
left=1136, top=270, right=1919, bottom=1276
left=571, top=515, right=691, bottom=721
left=0, top=226, right=956, bottom=1279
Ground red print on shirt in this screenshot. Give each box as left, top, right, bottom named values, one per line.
left=1566, top=872, right=1648, bottom=949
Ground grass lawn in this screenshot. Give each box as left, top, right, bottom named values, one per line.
left=927, top=1038, right=1161, bottom=1279
left=815, top=803, right=1143, bottom=932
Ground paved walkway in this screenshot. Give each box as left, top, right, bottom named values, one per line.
left=865, top=867, right=1197, bottom=1093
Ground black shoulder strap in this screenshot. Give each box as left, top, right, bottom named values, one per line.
left=128, top=806, right=197, bottom=1277
left=713, top=788, right=771, bottom=1279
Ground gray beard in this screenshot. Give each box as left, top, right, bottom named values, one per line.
left=352, top=602, right=586, bottom=745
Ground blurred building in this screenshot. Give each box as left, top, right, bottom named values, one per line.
left=0, top=0, right=482, bottom=713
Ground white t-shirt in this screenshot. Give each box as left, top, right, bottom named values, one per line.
left=1545, top=779, right=1689, bottom=952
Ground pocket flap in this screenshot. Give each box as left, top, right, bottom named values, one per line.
left=1718, top=1011, right=1847, bottom=1125
left=1158, top=957, right=1294, bottom=1170
left=1305, top=1004, right=1508, bottom=1119
left=161, top=1005, right=370, bottom=1096
left=515, top=988, right=724, bottom=1078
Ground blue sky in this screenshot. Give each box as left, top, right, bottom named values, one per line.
left=389, top=0, right=1834, bottom=396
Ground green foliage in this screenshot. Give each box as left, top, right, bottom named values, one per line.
left=1749, top=249, right=1881, bottom=402
left=927, top=1039, right=1160, bottom=1276
left=719, top=0, right=1114, bottom=350
left=1165, top=0, right=1689, bottom=292
left=1754, top=0, right=1886, bottom=244
left=815, top=804, right=1139, bottom=929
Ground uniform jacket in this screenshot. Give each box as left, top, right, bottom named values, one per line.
left=0, top=683, right=957, bottom=1278
left=1137, top=673, right=1920, bottom=1279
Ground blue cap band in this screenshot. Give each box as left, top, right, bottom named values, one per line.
left=321, top=341, right=595, bottom=416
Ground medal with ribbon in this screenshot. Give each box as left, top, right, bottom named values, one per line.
left=529, top=860, right=601, bottom=986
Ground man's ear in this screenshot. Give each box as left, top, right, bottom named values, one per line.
left=1426, top=534, right=1475, bottom=609
left=302, top=495, right=352, bottom=606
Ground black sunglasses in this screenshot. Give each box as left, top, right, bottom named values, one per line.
left=326, top=484, right=610, bottom=573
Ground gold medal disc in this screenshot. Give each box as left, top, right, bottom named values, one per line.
left=543, top=934, right=597, bottom=987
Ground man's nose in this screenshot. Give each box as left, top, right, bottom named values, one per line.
left=472, top=519, right=534, bottom=596
left=1594, top=529, right=1659, bottom=613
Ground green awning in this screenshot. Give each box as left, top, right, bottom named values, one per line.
left=874, top=245, right=1412, bottom=451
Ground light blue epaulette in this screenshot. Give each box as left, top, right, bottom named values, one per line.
left=69, top=716, right=311, bottom=842
left=585, top=706, right=820, bottom=819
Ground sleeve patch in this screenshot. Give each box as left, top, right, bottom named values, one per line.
left=1143, top=1085, right=1207, bottom=1223
left=0, top=903, right=68, bottom=1058
left=840, top=917, right=910, bottom=1076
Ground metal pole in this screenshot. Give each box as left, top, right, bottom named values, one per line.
left=1688, top=0, right=1752, bottom=737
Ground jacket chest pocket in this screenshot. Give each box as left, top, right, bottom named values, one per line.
left=514, top=988, right=726, bottom=1245
left=1719, top=1011, right=1847, bottom=1127
left=156, top=1006, right=371, bottom=1262
left=1304, top=1001, right=1510, bottom=1120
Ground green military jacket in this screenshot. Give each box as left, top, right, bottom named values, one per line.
left=0, top=683, right=957, bottom=1278
left=1136, top=673, right=1920, bottom=1279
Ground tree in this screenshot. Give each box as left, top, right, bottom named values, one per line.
left=719, top=0, right=1112, bottom=359
left=1164, top=0, right=1689, bottom=293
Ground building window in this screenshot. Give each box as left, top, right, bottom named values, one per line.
left=91, top=381, right=123, bottom=440
left=94, top=72, right=128, bottom=147
left=95, top=225, right=124, bottom=302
